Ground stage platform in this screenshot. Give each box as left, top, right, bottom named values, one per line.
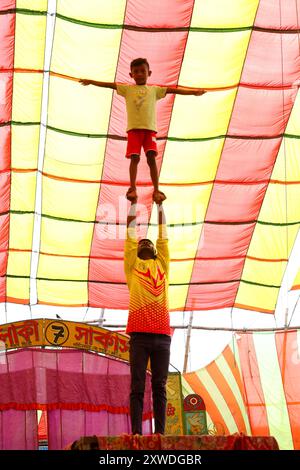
left=68, top=433, right=279, bottom=451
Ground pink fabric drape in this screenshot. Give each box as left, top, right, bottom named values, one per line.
left=48, top=409, right=152, bottom=450
left=0, top=348, right=152, bottom=449
left=0, top=409, right=37, bottom=450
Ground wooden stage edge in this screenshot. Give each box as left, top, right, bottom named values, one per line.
left=67, top=433, right=279, bottom=451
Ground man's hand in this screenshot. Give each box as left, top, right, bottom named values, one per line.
left=126, top=187, right=137, bottom=202
left=153, top=190, right=166, bottom=204
left=79, top=79, right=92, bottom=86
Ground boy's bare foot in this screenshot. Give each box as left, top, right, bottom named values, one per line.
left=152, top=190, right=166, bottom=204
left=126, top=187, right=137, bottom=201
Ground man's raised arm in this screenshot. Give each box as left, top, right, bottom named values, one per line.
left=156, top=202, right=169, bottom=276
left=127, top=200, right=137, bottom=232
left=158, top=202, right=167, bottom=239
left=79, top=79, right=117, bottom=90
left=124, top=201, right=138, bottom=282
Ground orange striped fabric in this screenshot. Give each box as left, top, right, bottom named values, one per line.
left=205, top=361, right=248, bottom=433
left=275, top=331, right=300, bottom=450
left=183, top=330, right=300, bottom=450
left=184, top=371, right=230, bottom=435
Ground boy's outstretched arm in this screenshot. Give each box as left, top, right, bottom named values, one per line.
left=79, top=79, right=117, bottom=90
left=166, top=86, right=206, bottom=96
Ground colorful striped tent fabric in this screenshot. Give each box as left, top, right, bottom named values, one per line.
left=1, top=0, right=300, bottom=312
left=183, top=330, right=300, bottom=450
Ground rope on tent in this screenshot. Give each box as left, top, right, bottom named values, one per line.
left=82, top=305, right=90, bottom=323
left=278, top=0, right=290, bottom=329
left=4, top=301, right=7, bottom=324
left=285, top=0, right=300, bottom=328
left=229, top=307, right=236, bottom=366
left=29, top=303, right=33, bottom=320
left=287, top=0, right=300, bottom=328
left=288, top=293, right=300, bottom=327
left=28, top=0, right=57, bottom=308
left=91, top=322, right=300, bottom=332
left=183, top=311, right=193, bottom=373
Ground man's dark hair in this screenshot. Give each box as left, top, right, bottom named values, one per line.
left=130, top=58, right=150, bottom=70
left=138, top=238, right=156, bottom=259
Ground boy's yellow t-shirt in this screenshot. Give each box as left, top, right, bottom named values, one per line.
left=124, top=228, right=170, bottom=335
left=116, top=84, right=167, bottom=132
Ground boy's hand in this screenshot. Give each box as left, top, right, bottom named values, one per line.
left=79, top=79, right=92, bottom=86
left=194, top=89, right=206, bottom=96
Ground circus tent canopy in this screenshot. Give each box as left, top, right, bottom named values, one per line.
left=0, top=0, right=300, bottom=372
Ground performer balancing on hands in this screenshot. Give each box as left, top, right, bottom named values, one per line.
left=124, top=197, right=170, bottom=435
left=80, top=57, right=206, bottom=204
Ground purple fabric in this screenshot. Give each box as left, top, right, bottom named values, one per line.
left=0, top=348, right=153, bottom=449
left=0, top=409, right=38, bottom=450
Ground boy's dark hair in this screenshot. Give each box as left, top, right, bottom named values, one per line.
left=138, top=238, right=154, bottom=246
left=130, top=58, right=150, bottom=70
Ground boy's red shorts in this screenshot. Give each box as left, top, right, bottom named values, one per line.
left=126, top=129, right=158, bottom=158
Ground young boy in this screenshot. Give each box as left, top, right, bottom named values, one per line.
left=80, top=58, right=206, bottom=203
